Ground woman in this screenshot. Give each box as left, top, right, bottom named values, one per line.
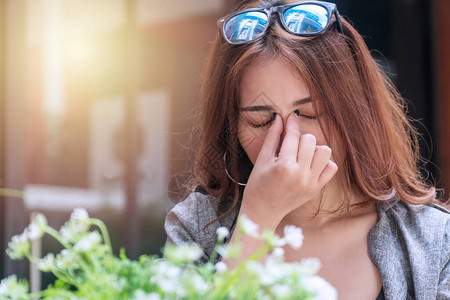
left=165, top=0, right=450, bottom=299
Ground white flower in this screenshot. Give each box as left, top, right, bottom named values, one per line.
left=60, top=208, right=90, bottom=239
left=189, top=274, right=208, bottom=293
left=283, top=225, right=303, bottom=249
left=163, top=264, right=181, bottom=278
left=303, top=276, right=337, bottom=300
left=115, top=277, right=126, bottom=291
left=215, top=245, right=226, bottom=256
left=10, top=233, right=28, bottom=245
left=69, top=296, right=85, bottom=300
left=35, top=213, right=48, bottom=229
left=6, top=232, right=30, bottom=260
left=262, top=230, right=286, bottom=248
left=71, top=207, right=89, bottom=222
left=164, top=243, right=203, bottom=263
left=0, top=276, right=15, bottom=295
left=215, top=245, right=226, bottom=257
left=182, top=244, right=203, bottom=261
left=256, top=289, right=272, bottom=300
left=246, top=261, right=265, bottom=280
left=272, top=236, right=286, bottom=247
left=215, top=261, right=227, bottom=274
left=147, top=293, right=161, bottom=300
left=56, top=249, right=75, bottom=269
left=271, top=284, right=290, bottom=298
left=247, top=259, right=286, bottom=286
left=270, top=247, right=285, bottom=259
left=60, top=217, right=89, bottom=244
left=133, top=290, right=161, bottom=300
left=60, top=222, right=77, bottom=243
left=159, top=281, right=177, bottom=294
left=259, top=270, right=276, bottom=286
left=37, top=253, right=55, bottom=272
left=216, top=226, right=229, bottom=242
left=0, top=275, right=29, bottom=298
left=25, top=214, right=47, bottom=241
left=26, top=222, right=43, bottom=241
left=300, top=257, right=322, bottom=275
left=215, top=243, right=240, bottom=259
left=150, top=262, right=182, bottom=294
left=262, top=258, right=289, bottom=285
left=73, top=231, right=101, bottom=252
left=239, top=215, right=259, bottom=237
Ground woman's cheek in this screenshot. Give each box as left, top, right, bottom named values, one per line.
left=238, top=126, right=266, bottom=165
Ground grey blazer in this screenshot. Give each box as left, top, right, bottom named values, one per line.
left=165, top=191, right=450, bottom=300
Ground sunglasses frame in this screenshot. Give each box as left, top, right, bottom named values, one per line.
left=217, top=1, right=343, bottom=45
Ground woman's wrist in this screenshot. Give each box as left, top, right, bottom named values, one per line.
left=239, top=202, right=282, bottom=232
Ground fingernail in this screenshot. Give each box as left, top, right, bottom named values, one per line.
left=294, top=109, right=300, bottom=117
left=272, top=112, right=277, bottom=121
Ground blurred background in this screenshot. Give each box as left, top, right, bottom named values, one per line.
left=0, top=0, right=449, bottom=288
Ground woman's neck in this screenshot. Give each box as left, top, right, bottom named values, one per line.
left=281, top=178, right=377, bottom=231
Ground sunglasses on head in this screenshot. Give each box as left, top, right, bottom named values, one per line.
left=217, top=1, right=343, bottom=45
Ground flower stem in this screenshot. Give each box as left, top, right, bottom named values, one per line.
left=44, top=226, right=93, bottom=273
left=210, top=243, right=272, bottom=299
left=90, top=219, right=112, bottom=253
left=0, top=188, right=25, bottom=199
left=44, top=227, right=73, bottom=250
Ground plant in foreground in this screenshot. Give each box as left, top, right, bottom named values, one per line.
left=0, top=209, right=336, bottom=299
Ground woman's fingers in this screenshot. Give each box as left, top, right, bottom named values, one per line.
left=255, top=113, right=337, bottom=188
left=297, top=133, right=317, bottom=167
left=277, top=113, right=301, bottom=161
left=310, top=145, right=332, bottom=177
left=255, top=113, right=283, bottom=164
left=318, top=160, right=338, bottom=186
left=311, top=145, right=337, bottom=186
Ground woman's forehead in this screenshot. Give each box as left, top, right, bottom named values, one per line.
left=240, top=56, right=310, bottom=108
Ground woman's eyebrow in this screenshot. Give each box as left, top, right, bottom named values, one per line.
left=240, top=97, right=311, bottom=112
left=291, top=98, right=312, bottom=107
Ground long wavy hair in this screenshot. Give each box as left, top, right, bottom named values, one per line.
left=184, top=0, right=439, bottom=223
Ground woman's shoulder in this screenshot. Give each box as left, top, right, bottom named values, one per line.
left=369, top=199, right=450, bottom=298
left=167, top=188, right=220, bottom=225
left=164, top=186, right=239, bottom=262
left=372, top=198, right=450, bottom=245
left=377, top=198, right=450, bottom=231
left=167, top=186, right=238, bottom=229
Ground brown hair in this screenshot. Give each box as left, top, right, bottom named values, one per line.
left=184, top=0, right=440, bottom=222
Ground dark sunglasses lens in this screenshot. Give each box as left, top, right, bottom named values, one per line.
left=224, top=11, right=268, bottom=43
left=283, top=4, right=329, bottom=34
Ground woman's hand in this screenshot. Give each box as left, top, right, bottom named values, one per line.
left=240, top=112, right=338, bottom=231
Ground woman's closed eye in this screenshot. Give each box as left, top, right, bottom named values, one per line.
left=300, top=114, right=317, bottom=120
left=252, top=119, right=273, bottom=128
left=294, top=109, right=317, bottom=120
left=251, top=112, right=317, bottom=128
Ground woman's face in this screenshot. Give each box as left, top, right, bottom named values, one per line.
left=238, top=56, right=332, bottom=164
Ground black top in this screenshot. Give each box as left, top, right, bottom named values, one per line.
left=376, top=288, right=385, bottom=300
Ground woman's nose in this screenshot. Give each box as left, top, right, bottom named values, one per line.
left=277, top=111, right=299, bottom=154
